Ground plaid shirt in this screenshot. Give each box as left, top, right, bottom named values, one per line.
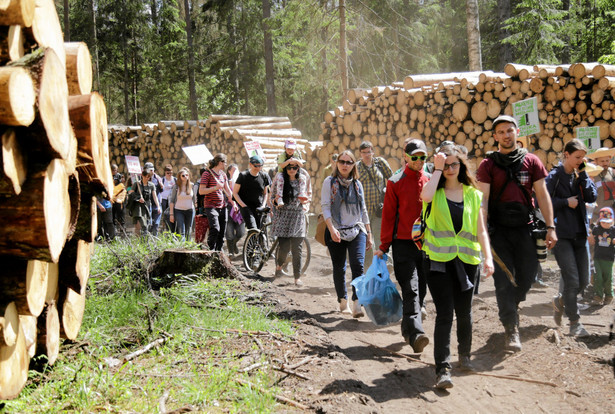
left=357, top=157, right=393, bottom=214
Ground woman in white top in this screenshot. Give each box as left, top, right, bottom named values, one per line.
left=160, top=164, right=177, bottom=231
left=169, top=167, right=196, bottom=240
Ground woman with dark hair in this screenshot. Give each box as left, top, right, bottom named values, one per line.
left=199, top=154, right=233, bottom=251
left=421, top=145, right=494, bottom=389
left=271, top=159, right=309, bottom=285
left=546, top=139, right=597, bottom=337
left=225, top=163, right=245, bottom=256
left=168, top=167, right=196, bottom=240
left=194, top=167, right=209, bottom=244
left=321, top=150, right=373, bottom=317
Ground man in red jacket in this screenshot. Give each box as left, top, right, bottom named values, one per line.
left=375, top=139, right=430, bottom=353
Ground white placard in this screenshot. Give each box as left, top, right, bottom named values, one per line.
left=125, top=155, right=142, bottom=174
left=243, top=141, right=266, bottom=160
left=576, top=127, right=601, bottom=151
left=512, top=97, right=540, bottom=137
left=182, top=144, right=213, bottom=165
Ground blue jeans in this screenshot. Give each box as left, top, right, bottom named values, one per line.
left=150, top=203, right=162, bottom=236
left=490, top=225, right=537, bottom=327
left=326, top=229, right=366, bottom=301
left=552, top=236, right=589, bottom=322
left=174, top=208, right=194, bottom=240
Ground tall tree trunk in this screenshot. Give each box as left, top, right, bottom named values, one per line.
left=184, top=0, right=198, bottom=119
left=132, top=27, right=138, bottom=125
left=339, top=0, right=348, bottom=102
left=122, top=23, right=130, bottom=124
left=466, top=0, right=482, bottom=71
left=560, top=0, right=570, bottom=63
left=151, top=0, right=158, bottom=32
left=320, top=0, right=329, bottom=115
left=90, top=0, right=100, bottom=90
left=497, top=0, right=512, bottom=70
left=63, top=0, right=70, bottom=41
left=227, top=0, right=240, bottom=111
left=241, top=0, right=249, bottom=113
left=262, top=0, right=276, bottom=116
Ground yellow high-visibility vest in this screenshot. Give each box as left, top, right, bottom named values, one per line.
left=423, top=185, right=482, bottom=265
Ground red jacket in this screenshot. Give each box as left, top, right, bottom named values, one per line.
left=379, top=165, right=428, bottom=253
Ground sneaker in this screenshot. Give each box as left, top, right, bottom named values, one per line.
left=412, top=334, right=430, bottom=353
left=435, top=370, right=454, bottom=389
left=552, top=294, right=564, bottom=326
left=351, top=300, right=364, bottom=318
left=294, top=278, right=304, bottom=287
left=274, top=269, right=283, bottom=279
left=458, top=355, right=475, bottom=372
left=604, top=296, right=613, bottom=305
left=504, top=325, right=522, bottom=352
left=532, top=279, right=549, bottom=288
left=339, top=298, right=351, bottom=314
left=569, top=322, right=590, bottom=338
left=421, top=306, right=427, bottom=320
left=591, top=295, right=603, bottom=306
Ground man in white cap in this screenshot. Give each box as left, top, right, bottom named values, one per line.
left=277, top=139, right=304, bottom=172
left=588, top=147, right=615, bottom=223
left=476, top=114, right=557, bottom=352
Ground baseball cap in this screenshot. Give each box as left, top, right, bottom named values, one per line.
left=143, top=162, right=154, bottom=173
left=599, top=207, right=614, bottom=224
left=285, top=139, right=297, bottom=149
left=405, top=139, right=428, bottom=155
left=249, top=155, right=264, bottom=165
left=492, top=115, right=519, bottom=129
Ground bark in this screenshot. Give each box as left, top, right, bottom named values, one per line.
left=497, top=0, right=512, bottom=70
left=339, top=0, right=348, bottom=102
left=262, top=0, right=276, bottom=115
left=466, top=0, right=482, bottom=71
left=184, top=0, right=198, bottom=120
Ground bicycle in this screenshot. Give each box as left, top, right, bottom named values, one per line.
left=242, top=207, right=311, bottom=275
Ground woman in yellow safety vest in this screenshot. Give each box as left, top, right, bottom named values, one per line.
left=420, top=145, right=494, bottom=390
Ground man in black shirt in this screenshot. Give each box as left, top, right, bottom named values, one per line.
left=233, top=155, right=271, bottom=230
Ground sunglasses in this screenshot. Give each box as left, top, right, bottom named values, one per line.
left=286, top=165, right=299, bottom=171
left=251, top=164, right=263, bottom=168
left=406, top=154, right=426, bottom=161
left=181, top=174, right=188, bottom=177
left=165, top=171, right=173, bottom=174
left=337, top=159, right=354, bottom=166
left=443, top=162, right=461, bottom=170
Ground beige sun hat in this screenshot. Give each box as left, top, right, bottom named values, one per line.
left=587, top=147, right=615, bottom=160
left=584, top=162, right=603, bottom=177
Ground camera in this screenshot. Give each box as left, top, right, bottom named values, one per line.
left=534, top=231, right=547, bottom=262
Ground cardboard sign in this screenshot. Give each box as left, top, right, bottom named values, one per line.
left=125, top=155, right=142, bottom=174
left=182, top=144, right=213, bottom=165
left=512, top=97, right=540, bottom=137
left=243, top=141, right=266, bottom=160
left=576, top=126, right=601, bottom=151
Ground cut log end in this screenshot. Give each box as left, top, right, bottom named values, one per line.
left=1, top=128, right=27, bottom=195
left=64, top=42, right=92, bottom=95
left=37, top=302, right=60, bottom=365
left=0, top=67, right=36, bottom=126
left=59, top=286, right=85, bottom=340
left=45, top=159, right=71, bottom=262
left=0, top=302, right=19, bottom=347
left=0, top=320, right=29, bottom=400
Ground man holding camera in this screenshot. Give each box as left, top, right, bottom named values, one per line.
left=357, top=140, right=392, bottom=267
left=476, top=115, right=557, bottom=352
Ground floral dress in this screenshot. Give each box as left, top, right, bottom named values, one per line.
left=272, top=178, right=307, bottom=238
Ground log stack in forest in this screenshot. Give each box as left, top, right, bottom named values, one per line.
left=308, top=63, right=615, bottom=212
left=0, top=0, right=110, bottom=399
left=109, top=115, right=306, bottom=175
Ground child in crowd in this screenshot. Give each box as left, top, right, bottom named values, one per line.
left=589, top=207, right=615, bottom=305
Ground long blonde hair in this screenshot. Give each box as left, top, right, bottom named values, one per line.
left=176, top=167, right=193, bottom=195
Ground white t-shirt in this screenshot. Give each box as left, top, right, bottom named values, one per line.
left=160, top=176, right=176, bottom=200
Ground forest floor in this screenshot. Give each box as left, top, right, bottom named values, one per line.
left=238, top=241, right=615, bottom=413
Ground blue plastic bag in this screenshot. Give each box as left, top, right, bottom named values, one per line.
left=351, top=255, right=403, bottom=326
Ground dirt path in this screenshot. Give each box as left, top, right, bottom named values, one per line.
left=244, top=241, right=615, bottom=412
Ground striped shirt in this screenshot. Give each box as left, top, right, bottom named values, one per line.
left=200, top=169, right=227, bottom=209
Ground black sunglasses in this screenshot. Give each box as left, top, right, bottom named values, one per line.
left=337, top=159, right=354, bottom=166
left=251, top=163, right=262, bottom=168
left=286, top=165, right=299, bottom=170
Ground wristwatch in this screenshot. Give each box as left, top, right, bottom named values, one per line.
left=546, top=225, right=555, bottom=230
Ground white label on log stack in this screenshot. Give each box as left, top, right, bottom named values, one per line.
left=576, top=127, right=601, bottom=151
left=125, top=155, right=142, bottom=174
left=243, top=141, right=266, bottom=160
left=512, top=97, right=540, bottom=137
left=182, top=144, right=213, bottom=165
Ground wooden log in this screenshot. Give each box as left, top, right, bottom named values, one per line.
left=64, top=42, right=92, bottom=95
left=68, top=93, right=113, bottom=194
left=25, top=0, right=65, bottom=68
left=0, top=159, right=70, bottom=262
left=452, top=101, right=469, bottom=121
left=471, top=101, right=488, bottom=124
left=0, top=128, right=26, bottom=195
left=58, top=284, right=85, bottom=340
left=0, top=66, right=35, bottom=126
left=0, top=258, right=49, bottom=318
left=403, top=71, right=490, bottom=89
left=216, top=117, right=289, bottom=128
left=19, top=314, right=35, bottom=358
left=0, top=318, right=29, bottom=400
left=0, top=302, right=18, bottom=347
left=218, top=121, right=292, bottom=132
left=504, top=63, right=535, bottom=81
left=591, top=64, right=615, bottom=78
left=10, top=48, right=73, bottom=161
left=73, top=192, right=96, bottom=242
left=0, top=25, right=24, bottom=64
left=0, top=0, right=35, bottom=26
left=58, top=239, right=91, bottom=293
left=36, top=301, right=59, bottom=364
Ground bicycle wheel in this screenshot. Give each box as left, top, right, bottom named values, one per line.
left=243, top=231, right=266, bottom=273
left=278, top=237, right=311, bottom=276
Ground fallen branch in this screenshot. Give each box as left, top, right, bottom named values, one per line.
left=283, top=356, right=316, bottom=370
left=241, top=361, right=268, bottom=373
left=273, top=366, right=311, bottom=381
left=235, top=378, right=309, bottom=410
left=124, top=336, right=170, bottom=362
left=159, top=390, right=170, bottom=414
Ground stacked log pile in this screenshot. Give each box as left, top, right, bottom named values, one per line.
left=0, top=0, right=110, bottom=399
left=109, top=115, right=306, bottom=174
left=309, top=63, right=615, bottom=212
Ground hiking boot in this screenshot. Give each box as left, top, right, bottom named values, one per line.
left=504, top=324, right=522, bottom=352
left=591, top=295, right=603, bottom=306
left=435, top=369, right=453, bottom=389
left=274, top=269, right=283, bottom=279
left=339, top=298, right=351, bottom=314
left=604, top=296, right=613, bottom=305
left=569, top=321, right=590, bottom=338
left=552, top=294, right=564, bottom=326
left=458, top=355, right=475, bottom=372
left=411, top=334, right=430, bottom=353
left=351, top=300, right=364, bottom=318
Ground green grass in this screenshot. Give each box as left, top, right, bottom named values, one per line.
left=1, top=237, right=296, bottom=413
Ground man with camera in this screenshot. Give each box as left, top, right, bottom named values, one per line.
left=374, top=139, right=430, bottom=354
left=476, top=115, right=557, bottom=352
left=357, top=140, right=392, bottom=267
